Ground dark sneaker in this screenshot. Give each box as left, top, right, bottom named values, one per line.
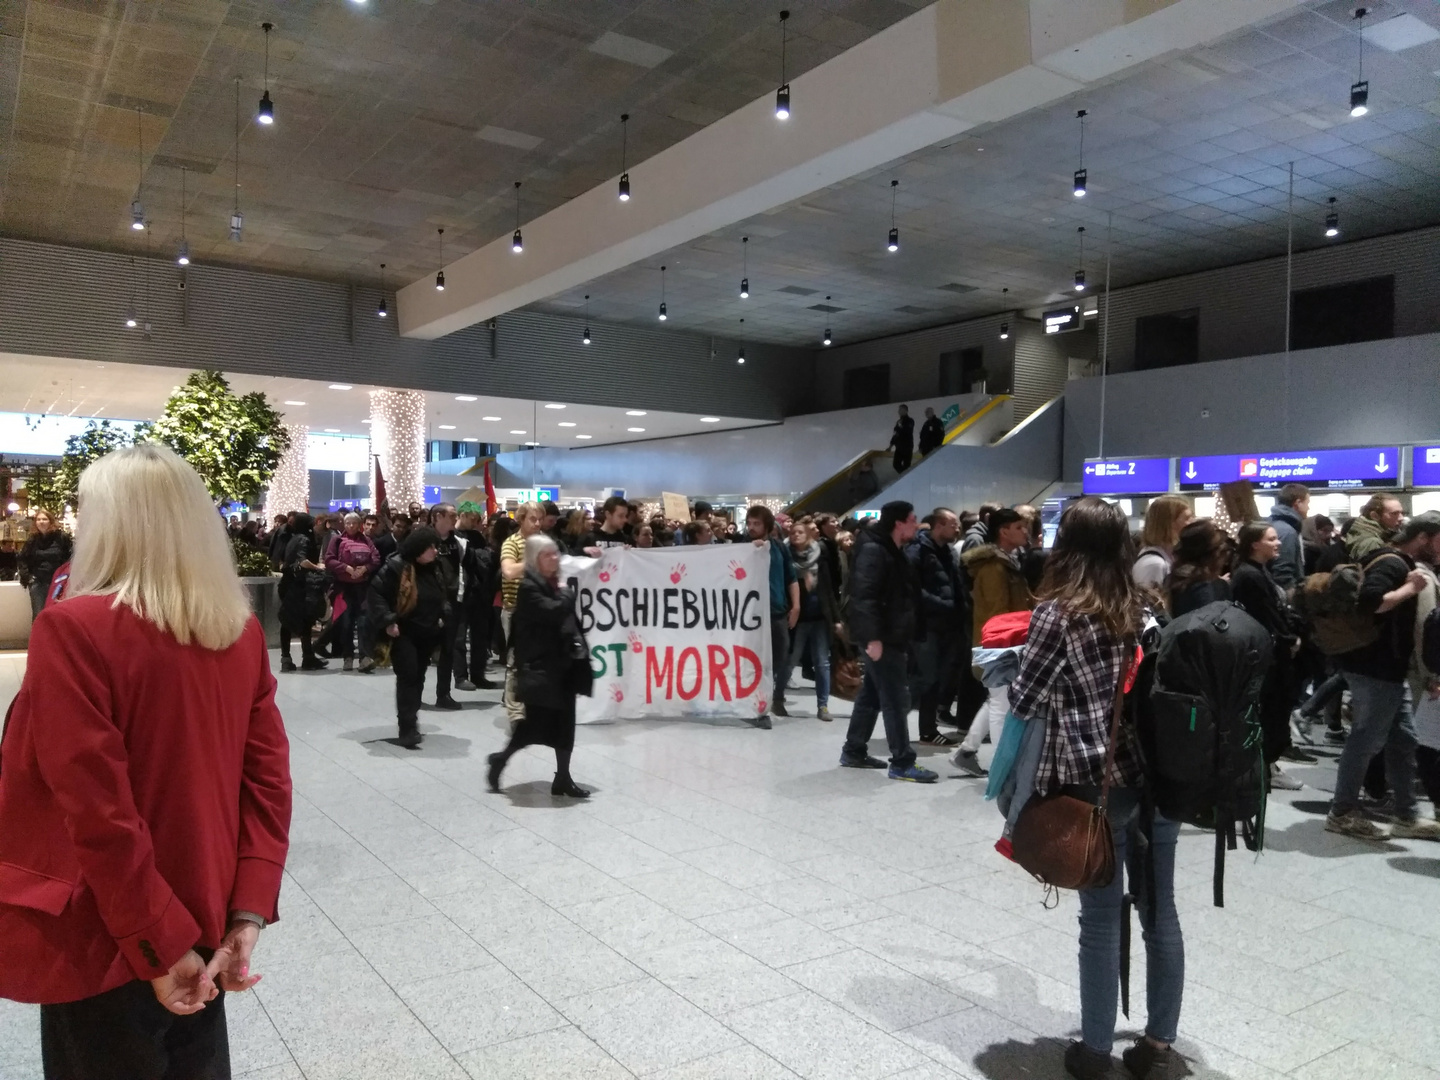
left=840, top=753, right=887, bottom=769
left=1324, top=728, right=1347, bottom=745
left=357, top=657, right=376, bottom=674
left=772, top=701, right=789, bottom=717
left=455, top=679, right=477, bottom=692
left=1325, top=809, right=1388, bottom=841
left=396, top=731, right=423, bottom=750
left=950, top=749, right=987, bottom=777
left=888, top=763, right=938, bottom=783
left=279, top=657, right=297, bottom=673
left=1064, top=1040, right=1116, bottom=1079
left=919, top=732, right=958, bottom=747
left=300, top=657, right=328, bottom=671
left=1121, top=1039, right=1177, bottom=1080
left=475, top=677, right=497, bottom=689
left=754, top=715, right=773, bottom=729
left=1279, top=745, right=1317, bottom=763
left=434, top=697, right=463, bottom=711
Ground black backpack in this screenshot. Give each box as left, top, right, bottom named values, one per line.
left=1137, top=600, right=1272, bottom=907
left=1422, top=602, right=1440, bottom=678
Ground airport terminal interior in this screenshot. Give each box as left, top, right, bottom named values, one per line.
left=2, top=1, right=1440, bottom=1078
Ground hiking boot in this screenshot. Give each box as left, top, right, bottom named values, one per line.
left=1390, top=815, right=1440, bottom=841
left=1064, top=1040, right=1116, bottom=1079
left=1325, top=809, right=1388, bottom=841
left=816, top=706, right=833, bottom=722
left=840, top=753, right=887, bottom=769
left=919, top=732, right=958, bottom=747
left=888, top=763, right=938, bottom=783
left=1268, top=763, right=1303, bottom=791
left=1121, top=1039, right=1177, bottom=1080
left=951, top=749, right=987, bottom=776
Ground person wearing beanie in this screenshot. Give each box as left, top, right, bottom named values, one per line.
left=368, top=525, right=452, bottom=749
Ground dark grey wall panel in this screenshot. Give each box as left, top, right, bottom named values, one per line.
left=0, top=238, right=811, bottom=420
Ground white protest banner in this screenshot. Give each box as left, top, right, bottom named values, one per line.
left=562, top=544, right=774, bottom=723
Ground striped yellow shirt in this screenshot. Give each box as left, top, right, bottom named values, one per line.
left=501, top=532, right=526, bottom=609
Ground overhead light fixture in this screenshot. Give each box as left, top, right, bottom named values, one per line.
left=558, top=421, right=576, bottom=427
left=283, top=400, right=306, bottom=405
left=1074, top=226, right=1086, bottom=292
left=887, top=180, right=899, bottom=252
left=544, top=403, right=566, bottom=409
left=455, top=395, right=478, bottom=402
left=511, top=181, right=523, bottom=253
left=700, top=416, right=720, bottom=423
left=230, top=78, right=243, bottom=241
left=617, top=114, right=630, bottom=201
left=125, top=305, right=138, bottom=329
left=626, top=411, right=648, bottom=417
left=131, top=106, right=146, bottom=229
left=435, top=228, right=445, bottom=290
left=461, top=437, right=477, bottom=442
left=257, top=23, right=275, bottom=125
left=360, top=418, right=371, bottom=424
left=324, top=428, right=340, bottom=433
left=176, top=166, right=190, bottom=265
left=509, top=429, right=526, bottom=435
left=439, top=424, right=455, bottom=430
left=583, top=293, right=592, bottom=344
left=1325, top=196, right=1340, bottom=238
left=329, top=383, right=353, bottom=390
left=737, top=317, right=746, bottom=363
left=658, top=264, right=667, bottom=320
left=124, top=255, right=138, bottom=327
left=627, top=427, right=646, bottom=433
left=1000, top=287, right=1010, bottom=339
left=482, top=415, right=501, bottom=421
left=775, top=10, right=791, bottom=119
left=377, top=263, right=388, bottom=317
left=576, top=434, right=593, bottom=439
left=740, top=236, right=749, bottom=298
left=1073, top=109, right=1088, bottom=196
left=822, top=294, right=834, bottom=345
left=1350, top=8, right=1369, bottom=117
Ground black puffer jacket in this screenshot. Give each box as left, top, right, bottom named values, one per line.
left=368, top=554, right=450, bottom=636
left=18, top=529, right=72, bottom=586
left=847, top=524, right=917, bottom=648
left=906, top=530, right=970, bottom=641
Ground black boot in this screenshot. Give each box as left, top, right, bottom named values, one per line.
left=551, top=775, right=590, bottom=798
left=279, top=656, right=297, bottom=673
left=396, top=722, right=423, bottom=750
left=487, top=752, right=506, bottom=793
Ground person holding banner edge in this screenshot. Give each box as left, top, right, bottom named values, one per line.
left=747, top=506, right=799, bottom=727
left=840, top=500, right=938, bottom=782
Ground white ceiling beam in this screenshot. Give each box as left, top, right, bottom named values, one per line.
left=398, top=0, right=1299, bottom=340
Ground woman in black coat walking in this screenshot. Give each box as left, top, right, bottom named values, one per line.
left=18, top=509, right=72, bottom=619
left=487, top=535, right=593, bottom=798
left=1231, top=521, right=1303, bottom=790
left=278, top=512, right=327, bottom=671
left=368, top=526, right=450, bottom=749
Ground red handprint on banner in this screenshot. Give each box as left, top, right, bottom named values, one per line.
left=756, top=697, right=768, bottom=715
left=610, top=685, right=624, bottom=703
left=727, top=560, right=747, bottom=580
left=597, top=561, right=619, bottom=583
left=628, top=631, right=643, bottom=653
left=669, top=563, right=687, bottom=584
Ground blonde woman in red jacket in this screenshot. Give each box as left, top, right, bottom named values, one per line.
left=0, top=442, right=292, bottom=1080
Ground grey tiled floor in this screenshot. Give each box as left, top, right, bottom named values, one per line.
left=2, top=649, right=1439, bottom=1079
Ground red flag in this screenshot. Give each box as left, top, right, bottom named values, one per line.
left=373, top=457, right=387, bottom=511
left=483, top=460, right=498, bottom=517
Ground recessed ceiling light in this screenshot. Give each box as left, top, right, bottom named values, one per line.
left=361, top=419, right=371, bottom=424
left=700, top=417, right=720, bottom=423
left=455, top=395, right=478, bottom=402
left=329, top=384, right=353, bottom=390
left=283, top=400, right=306, bottom=406
left=482, top=416, right=501, bottom=422
left=439, top=424, right=456, bottom=430
left=627, top=427, right=645, bottom=433
left=544, top=403, right=566, bottom=409
left=323, top=428, right=339, bottom=433
left=625, top=410, right=647, bottom=416
left=576, top=434, right=593, bottom=440
left=461, top=436, right=478, bottom=442
left=510, top=429, right=526, bottom=435
left=558, top=421, right=576, bottom=427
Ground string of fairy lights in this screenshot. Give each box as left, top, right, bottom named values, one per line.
left=265, top=423, right=310, bottom=516
left=368, top=389, right=426, bottom=509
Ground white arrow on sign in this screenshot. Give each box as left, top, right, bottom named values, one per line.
left=1375, top=452, right=1389, bottom=473
left=1184, top=462, right=1197, bottom=480
left=1084, top=465, right=1095, bottom=474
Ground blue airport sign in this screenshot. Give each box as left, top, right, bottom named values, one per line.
left=1177, top=447, right=1398, bottom=491
left=1414, top=446, right=1440, bottom=488
left=1082, top=457, right=1171, bottom=495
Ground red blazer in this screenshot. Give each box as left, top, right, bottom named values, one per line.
left=0, top=596, right=292, bottom=1004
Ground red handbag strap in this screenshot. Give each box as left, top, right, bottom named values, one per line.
left=1097, top=647, right=1134, bottom=814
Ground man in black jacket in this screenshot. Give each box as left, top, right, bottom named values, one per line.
left=1325, top=513, right=1440, bottom=841
left=840, top=500, right=937, bottom=782
left=917, top=407, right=946, bottom=458
left=429, top=503, right=477, bottom=706
left=907, top=508, right=969, bottom=747
left=888, top=405, right=915, bottom=473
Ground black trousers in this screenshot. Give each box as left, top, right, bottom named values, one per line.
left=464, top=602, right=493, bottom=683
left=910, top=632, right=959, bottom=739
left=434, top=599, right=462, bottom=698
left=770, top=616, right=791, bottom=706
left=1417, top=745, right=1440, bottom=809
left=279, top=623, right=314, bottom=664
left=41, top=979, right=229, bottom=1080
left=392, top=630, right=440, bottom=733
left=893, top=445, right=913, bottom=473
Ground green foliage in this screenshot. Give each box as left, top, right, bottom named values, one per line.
left=24, top=420, right=135, bottom=512
left=232, top=537, right=274, bottom=578
left=140, top=371, right=291, bottom=505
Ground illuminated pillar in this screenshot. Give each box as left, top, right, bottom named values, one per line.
left=369, top=389, right=425, bottom=510
left=265, top=423, right=310, bottom=516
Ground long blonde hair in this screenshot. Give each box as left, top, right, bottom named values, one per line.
left=66, top=443, right=252, bottom=650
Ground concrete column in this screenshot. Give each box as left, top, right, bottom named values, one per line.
left=369, top=389, right=426, bottom=510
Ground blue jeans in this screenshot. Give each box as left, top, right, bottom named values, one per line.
left=842, top=649, right=915, bottom=767
left=777, top=620, right=831, bottom=708
left=1330, top=673, right=1418, bottom=818
left=1078, top=788, right=1184, bottom=1054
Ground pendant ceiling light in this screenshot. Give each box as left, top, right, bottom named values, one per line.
left=999, top=287, right=1010, bottom=339
left=775, top=10, right=791, bottom=120
left=658, top=265, right=667, bottom=321
left=737, top=317, right=746, bottom=363
left=257, top=23, right=275, bottom=125
left=739, top=236, right=749, bottom=298
left=821, top=295, right=834, bottom=346
left=435, top=228, right=445, bottom=290
left=131, top=106, right=146, bottom=230
left=378, top=263, right=388, bottom=317
left=617, top=114, right=630, bottom=201
left=125, top=255, right=138, bottom=328
left=1074, top=226, right=1086, bottom=292
left=1350, top=8, right=1369, bottom=117
left=229, top=78, right=244, bottom=241
left=176, top=165, right=190, bottom=265
left=582, top=294, right=592, bottom=344
left=887, top=179, right=899, bottom=252
left=1073, top=109, right=1088, bottom=197
left=511, top=181, right=523, bottom=253
left=1325, top=196, right=1340, bottom=238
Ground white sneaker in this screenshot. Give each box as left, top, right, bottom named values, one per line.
left=1269, top=763, right=1303, bottom=791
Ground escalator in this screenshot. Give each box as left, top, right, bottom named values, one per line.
left=786, top=395, right=1013, bottom=516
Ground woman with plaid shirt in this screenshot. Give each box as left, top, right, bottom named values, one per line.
left=1008, top=497, right=1183, bottom=1080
